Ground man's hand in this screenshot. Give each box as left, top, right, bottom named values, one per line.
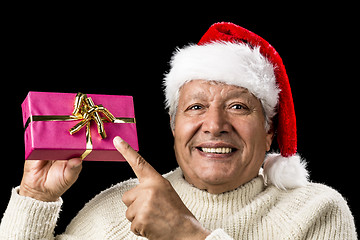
left=113, top=136, right=210, bottom=240
left=19, top=158, right=82, bottom=202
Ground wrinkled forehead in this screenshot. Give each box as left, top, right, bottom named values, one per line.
left=178, top=80, right=260, bottom=104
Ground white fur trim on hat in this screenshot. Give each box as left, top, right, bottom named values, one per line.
left=263, top=153, right=309, bottom=190
left=163, top=42, right=280, bottom=121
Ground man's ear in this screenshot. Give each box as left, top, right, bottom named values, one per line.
left=265, top=126, right=275, bottom=152
left=170, top=114, right=175, bottom=137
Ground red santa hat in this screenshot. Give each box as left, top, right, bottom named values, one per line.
left=164, top=22, right=309, bottom=190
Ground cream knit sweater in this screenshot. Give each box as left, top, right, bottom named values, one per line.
left=0, top=168, right=357, bottom=239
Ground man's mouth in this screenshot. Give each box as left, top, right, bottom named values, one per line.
left=197, top=147, right=236, bottom=154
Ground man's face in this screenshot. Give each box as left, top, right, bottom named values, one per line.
left=172, top=80, right=273, bottom=194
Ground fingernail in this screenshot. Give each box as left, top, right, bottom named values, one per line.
left=113, top=136, right=123, bottom=147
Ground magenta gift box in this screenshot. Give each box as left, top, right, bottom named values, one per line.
left=22, top=91, right=138, bottom=161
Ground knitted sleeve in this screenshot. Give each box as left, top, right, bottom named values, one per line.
left=0, top=179, right=137, bottom=240
left=0, top=187, right=62, bottom=240
left=303, top=189, right=357, bottom=240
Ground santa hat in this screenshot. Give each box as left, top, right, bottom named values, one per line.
left=164, top=22, right=309, bottom=190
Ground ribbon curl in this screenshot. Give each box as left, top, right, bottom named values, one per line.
left=69, top=92, right=116, bottom=139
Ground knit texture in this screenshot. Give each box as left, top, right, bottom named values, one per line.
left=0, top=168, right=357, bottom=239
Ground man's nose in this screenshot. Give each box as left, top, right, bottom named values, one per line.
left=201, top=107, right=231, bottom=136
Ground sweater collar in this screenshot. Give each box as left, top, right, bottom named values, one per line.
left=166, top=168, right=265, bottom=210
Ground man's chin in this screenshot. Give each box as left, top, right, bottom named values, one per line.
left=191, top=166, right=236, bottom=186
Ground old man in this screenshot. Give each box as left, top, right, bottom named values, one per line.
left=0, top=22, right=356, bottom=239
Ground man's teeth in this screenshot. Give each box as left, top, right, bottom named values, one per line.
left=200, top=147, right=233, bottom=154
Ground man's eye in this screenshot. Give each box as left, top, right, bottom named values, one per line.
left=230, top=104, right=244, bottom=110
left=189, top=105, right=203, bottom=110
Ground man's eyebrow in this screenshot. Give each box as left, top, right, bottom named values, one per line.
left=226, top=88, right=252, bottom=98
left=229, top=88, right=250, bottom=96
left=188, top=92, right=208, bottom=100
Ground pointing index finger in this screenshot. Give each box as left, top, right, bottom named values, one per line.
left=113, top=136, right=160, bottom=182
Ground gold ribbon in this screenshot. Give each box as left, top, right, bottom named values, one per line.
left=69, top=92, right=116, bottom=139
left=24, top=92, right=136, bottom=160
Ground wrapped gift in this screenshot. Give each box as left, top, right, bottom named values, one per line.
left=22, top=91, right=138, bottom=161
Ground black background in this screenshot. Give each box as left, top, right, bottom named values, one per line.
left=1, top=7, right=358, bottom=234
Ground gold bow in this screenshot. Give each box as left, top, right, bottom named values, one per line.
left=69, top=92, right=116, bottom=139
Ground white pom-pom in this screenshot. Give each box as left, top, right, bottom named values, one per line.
left=263, top=153, right=309, bottom=190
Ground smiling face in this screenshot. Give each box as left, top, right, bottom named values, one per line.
left=172, top=80, right=274, bottom=194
